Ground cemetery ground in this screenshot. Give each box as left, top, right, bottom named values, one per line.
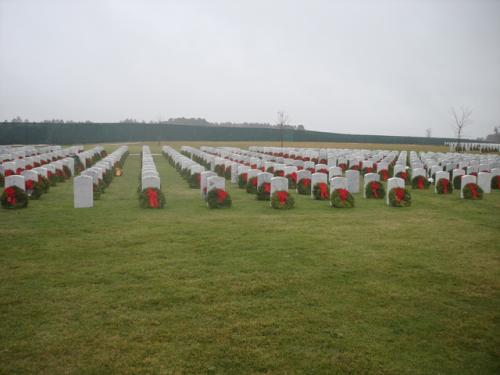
left=1, top=142, right=499, bottom=375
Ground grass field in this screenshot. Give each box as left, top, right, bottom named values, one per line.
left=1, top=142, right=499, bottom=374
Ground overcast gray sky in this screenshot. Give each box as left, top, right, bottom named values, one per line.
left=1, top=0, right=499, bottom=138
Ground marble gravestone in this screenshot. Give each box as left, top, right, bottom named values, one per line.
left=73, top=175, right=93, bottom=208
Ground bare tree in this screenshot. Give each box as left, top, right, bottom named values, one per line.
left=451, top=106, right=472, bottom=149
left=277, top=111, right=289, bottom=149
left=425, top=128, right=432, bottom=138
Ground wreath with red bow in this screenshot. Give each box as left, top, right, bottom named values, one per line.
left=274, top=170, right=285, bottom=177
left=25, top=179, right=43, bottom=200
left=361, top=167, right=373, bottom=175
left=287, top=172, right=297, bottom=189
left=378, top=169, right=389, bottom=181
left=338, top=163, right=347, bottom=172
left=48, top=171, right=58, bottom=186
left=207, top=188, right=232, bottom=208
left=214, top=164, right=225, bottom=177
left=462, top=183, right=483, bottom=200
left=38, top=175, right=50, bottom=193
left=452, top=175, right=462, bottom=190
left=491, top=175, right=500, bottom=190
left=238, top=173, right=248, bottom=188
left=1, top=186, right=29, bottom=209
left=330, top=188, right=354, bottom=208
left=411, top=175, right=429, bottom=190
left=257, top=182, right=271, bottom=200
left=55, top=168, right=65, bottom=182
left=188, top=172, right=201, bottom=189
left=246, top=176, right=258, bottom=193
left=297, top=178, right=311, bottom=195
left=224, top=167, right=232, bottom=180
left=312, top=182, right=329, bottom=200
left=271, top=191, right=294, bottom=209
left=395, top=171, right=410, bottom=184
left=139, top=187, right=166, bottom=208
left=3, top=169, right=14, bottom=177
left=436, top=178, right=452, bottom=194
left=365, top=181, right=385, bottom=199
left=388, top=187, right=412, bottom=207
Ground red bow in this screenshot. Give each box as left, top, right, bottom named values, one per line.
left=47, top=171, right=52, bottom=178
left=289, top=172, right=297, bottom=183
left=260, top=167, right=265, bottom=172
left=417, top=176, right=424, bottom=189
left=216, top=189, right=227, bottom=203
left=297, top=166, right=303, bottom=171
left=276, top=170, right=284, bottom=177
left=41, top=160, right=46, bottom=165
left=241, top=173, right=248, bottom=183
left=301, top=178, right=311, bottom=187
left=56, top=170, right=63, bottom=177
left=26, top=165, right=32, bottom=170
left=318, top=183, right=328, bottom=199
left=4, top=187, right=16, bottom=206
left=276, top=191, right=288, bottom=204
left=370, top=181, right=380, bottom=198
left=365, top=167, right=373, bottom=173
left=251, top=164, right=257, bottom=169
left=394, top=188, right=405, bottom=201
left=468, top=184, right=478, bottom=199
left=25, top=180, right=34, bottom=190
left=441, top=179, right=449, bottom=193
left=399, top=172, right=407, bottom=180
left=251, top=177, right=257, bottom=186
left=337, top=188, right=348, bottom=201
left=146, top=187, right=158, bottom=208
left=5, top=170, right=13, bottom=176
left=16, top=168, right=23, bottom=175
left=263, top=182, right=271, bottom=193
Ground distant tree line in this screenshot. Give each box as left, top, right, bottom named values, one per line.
left=4, top=116, right=305, bottom=130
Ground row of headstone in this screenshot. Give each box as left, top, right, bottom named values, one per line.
left=1, top=145, right=85, bottom=179
left=73, top=146, right=128, bottom=208
left=0, top=145, right=83, bottom=163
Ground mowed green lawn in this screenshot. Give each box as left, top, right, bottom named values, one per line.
left=1, top=143, right=499, bottom=375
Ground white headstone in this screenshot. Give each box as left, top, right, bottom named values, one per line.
left=142, top=175, right=161, bottom=190
left=73, top=175, right=93, bottom=208
left=477, top=172, right=491, bottom=194
left=386, top=177, right=405, bottom=205
left=434, top=171, right=450, bottom=193
left=257, top=172, right=273, bottom=188
left=345, top=169, right=360, bottom=193
left=200, top=171, right=217, bottom=198
left=5, top=175, right=25, bottom=190
left=207, top=176, right=225, bottom=192
left=363, top=172, right=380, bottom=198
left=460, top=175, right=476, bottom=198
left=330, top=176, right=348, bottom=193
left=270, top=176, right=288, bottom=194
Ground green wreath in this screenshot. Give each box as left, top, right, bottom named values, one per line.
left=297, top=178, right=311, bottom=195
left=462, top=183, right=483, bottom=200
left=330, top=188, right=354, bottom=208
left=207, top=188, right=232, bottom=208
left=246, top=177, right=258, bottom=194
left=388, top=187, right=411, bottom=207
left=1, top=186, right=29, bottom=209
left=25, top=180, right=43, bottom=200
left=491, top=175, right=500, bottom=190
left=257, top=182, right=271, bottom=201
left=271, top=191, right=294, bottom=209
left=238, top=173, right=248, bottom=188
left=312, top=182, right=329, bottom=200
left=139, top=187, right=166, bottom=208
left=365, top=181, right=385, bottom=199
left=411, top=175, right=429, bottom=189
left=452, top=175, right=462, bottom=190
left=436, top=178, right=452, bottom=194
